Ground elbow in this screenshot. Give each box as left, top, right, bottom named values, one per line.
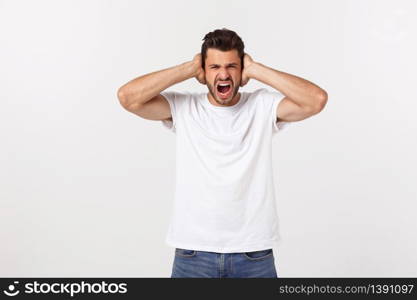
left=117, top=86, right=145, bottom=112
left=313, top=90, right=328, bottom=113
left=117, top=87, right=131, bottom=109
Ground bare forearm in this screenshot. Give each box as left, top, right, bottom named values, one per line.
left=118, top=61, right=195, bottom=107
left=248, top=62, right=327, bottom=109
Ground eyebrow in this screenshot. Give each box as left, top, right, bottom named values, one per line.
left=208, top=63, right=239, bottom=67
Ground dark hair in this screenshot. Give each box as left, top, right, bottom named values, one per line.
left=201, top=28, right=245, bottom=69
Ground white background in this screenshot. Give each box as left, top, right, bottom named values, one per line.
left=1, top=0, right=416, bottom=277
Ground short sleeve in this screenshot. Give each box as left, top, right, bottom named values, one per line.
left=160, top=90, right=178, bottom=133
left=259, top=88, right=292, bottom=134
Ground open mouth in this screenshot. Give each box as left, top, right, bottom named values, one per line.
left=216, top=82, right=232, bottom=98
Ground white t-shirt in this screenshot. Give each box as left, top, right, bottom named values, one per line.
left=160, top=88, right=291, bottom=253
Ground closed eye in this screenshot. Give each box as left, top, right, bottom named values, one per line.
left=209, top=65, right=238, bottom=69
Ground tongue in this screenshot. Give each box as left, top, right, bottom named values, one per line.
left=218, top=85, right=230, bottom=93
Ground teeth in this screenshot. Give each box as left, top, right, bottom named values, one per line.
left=218, top=83, right=230, bottom=86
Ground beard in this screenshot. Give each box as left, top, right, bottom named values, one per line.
left=207, top=78, right=241, bottom=106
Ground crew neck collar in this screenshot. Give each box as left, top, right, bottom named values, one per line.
left=203, top=92, right=244, bottom=111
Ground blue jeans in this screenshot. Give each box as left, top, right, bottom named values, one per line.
left=171, top=248, right=278, bottom=278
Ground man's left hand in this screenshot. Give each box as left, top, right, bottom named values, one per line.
left=240, top=53, right=255, bottom=87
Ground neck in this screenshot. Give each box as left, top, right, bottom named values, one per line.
left=207, top=91, right=241, bottom=107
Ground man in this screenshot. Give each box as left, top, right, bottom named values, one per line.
left=117, top=28, right=327, bottom=278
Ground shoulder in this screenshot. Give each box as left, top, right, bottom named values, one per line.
left=247, top=88, right=285, bottom=108
left=160, top=90, right=202, bottom=113
left=160, top=90, right=190, bottom=102
left=247, top=88, right=266, bottom=98
left=160, top=90, right=199, bottom=106
left=249, top=88, right=284, bottom=99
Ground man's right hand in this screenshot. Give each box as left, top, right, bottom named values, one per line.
left=117, top=53, right=207, bottom=120
left=192, top=53, right=206, bottom=85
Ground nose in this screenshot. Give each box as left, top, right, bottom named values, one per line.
left=217, top=69, right=231, bottom=81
